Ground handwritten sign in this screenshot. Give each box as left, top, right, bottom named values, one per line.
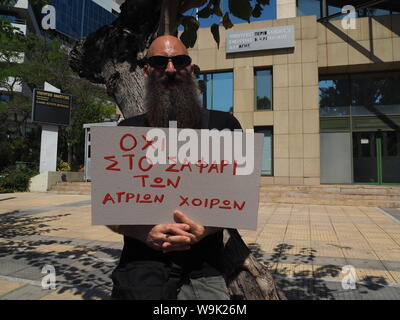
left=91, top=127, right=263, bottom=230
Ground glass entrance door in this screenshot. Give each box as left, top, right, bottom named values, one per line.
left=353, top=132, right=377, bottom=183
left=381, top=131, right=400, bottom=183
left=353, top=131, right=400, bottom=184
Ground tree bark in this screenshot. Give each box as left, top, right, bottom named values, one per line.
left=223, top=229, right=286, bottom=300
left=69, top=0, right=163, bottom=118
left=69, top=0, right=286, bottom=300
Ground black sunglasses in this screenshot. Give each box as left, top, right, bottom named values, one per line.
left=147, top=55, right=192, bottom=69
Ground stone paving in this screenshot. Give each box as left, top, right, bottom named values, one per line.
left=0, top=192, right=400, bottom=300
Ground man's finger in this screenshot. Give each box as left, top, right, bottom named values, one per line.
left=161, top=235, right=191, bottom=244
left=164, top=225, right=196, bottom=240
left=162, top=243, right=191, bottom=253
left=173, top=210, right=196, bottom=226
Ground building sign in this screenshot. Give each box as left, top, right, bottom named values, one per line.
left=226, top=25, right=295, bottom=54
left=91, top=126, right=263, bottom=230
left=32, top=89, right=71, bottom=126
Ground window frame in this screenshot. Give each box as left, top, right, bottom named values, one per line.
left=254, top=67, right=273, bottom=112
left=254, top=126, right=274, bottom=177
left=196, top=70, right=234, bottom=113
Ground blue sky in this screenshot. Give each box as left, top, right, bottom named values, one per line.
left=185, top=0, right=277, bottom=28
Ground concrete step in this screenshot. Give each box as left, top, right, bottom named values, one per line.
left=50, top=182, right=91, bottom=195
left=49, top=182, right=400, bottom=207
left=259, top=185, right=400, bottom=207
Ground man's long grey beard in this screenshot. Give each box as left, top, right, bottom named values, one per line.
left=144, top=72, right=204, bottom=129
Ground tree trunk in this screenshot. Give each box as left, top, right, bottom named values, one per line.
left=69, top=0, right=286, bottom=300
left=223, top=229, right=286, bottom=300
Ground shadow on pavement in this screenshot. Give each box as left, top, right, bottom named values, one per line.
left=247, top=242, right=389, bottom=300
left=0, top=211, right=121, bottom=300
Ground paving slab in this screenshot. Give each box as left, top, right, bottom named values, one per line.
left=1, top=192, right=400, bottom=300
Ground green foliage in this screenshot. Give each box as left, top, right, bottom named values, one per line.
left=179, top=0, right=270, bottom=48
left=228, top=0, right=253, bottom=23
left=210, top=23, right=220, bottom=48
left=57, top=159, right=71, bottom=171
left=180, top=15, right=200, bottom=48
left=0, top=18, right=116, bottom=172
left=0, top=166, right=38, bottom=193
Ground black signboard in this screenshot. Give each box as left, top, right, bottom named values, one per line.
left=32, top=89, right=72, bottom=126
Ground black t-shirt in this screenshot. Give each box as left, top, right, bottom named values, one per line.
left=117, top=110, right=242, bottom=273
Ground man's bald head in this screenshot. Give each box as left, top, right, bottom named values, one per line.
left=143, top=36, right=202, bottom=129
left=147, top=35, right=188, bottom=58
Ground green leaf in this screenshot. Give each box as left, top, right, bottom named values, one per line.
left=197, top=7, right=213, bottom=19
left=210, top=24, right=220, bottom=48
left=222, top=13, right=234, bottom=29
left=228, top=0, right=253, bottom=23
left=212, top=0, right=223, bottom=17
left=193, top=64, right=201, bottom=76
left=180, top=16, right=200, bottom=48
left=252, top=3, right=263, bottom=18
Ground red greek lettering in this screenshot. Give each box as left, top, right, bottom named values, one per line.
left=154, top=194, right=165, bottom=203
left=179, top=196, right=190, bottom=207
left=120, top=134, right=137, bottom=152
left=133, top=175, right=149, bottom=187
left=102, top=193, right=115, bottom=205
left=117, top=192, right=126, bottom=203
left=141, top=135, right=156, bottom=151
left=166, top=176, right=181, bottom=189
left=122, top=154, right=135, bottom=170
left=233, top=201, right=246, bottom=211
left=210, top=198, right=221, bottom=209
left=138, top=156, right=153, bottom=172
left=165, top=163, right=179, bottom=172
left=125, top=193, right=135, bottom=202
left=104, top=156, right=121, bottom=171
left=208, top=162, right=220, bottom=174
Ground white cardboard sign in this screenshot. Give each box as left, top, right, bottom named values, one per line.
left=91, top=126, right=263, bottom=230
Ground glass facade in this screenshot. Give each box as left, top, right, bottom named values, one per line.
left=196, top=71, right=233, bottom=113
left=254, top=127, right=273, bottom=176
left=255, top=69, right=273, bottom=111
left=320, top=72, right=400, bottom=117
left=50, top=0, right=117, bottom=40
left=319, top=75, right=350, bottom=116
left=297, top=0, right=321, bottom=19
left=0, top=14, right=17, bottom=23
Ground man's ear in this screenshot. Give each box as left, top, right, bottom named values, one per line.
left=143, top=64, right=149, bottom=78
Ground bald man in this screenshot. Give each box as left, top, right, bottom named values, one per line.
left=109, top=36, right=243, bottom=300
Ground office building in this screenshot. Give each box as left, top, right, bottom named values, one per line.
left=189, top=0, right=400, bottom=185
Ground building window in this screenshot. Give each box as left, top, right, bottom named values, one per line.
left=319, top=75, right=350, bottom=117
left=254, top=126, right=273, bottom=176
left=254, top=68, right=273, bottom=111
left=320, top=72, right=400, bottom=117
left=297, top=0, right=322, bottom=18
left=351, top=72, right=400, bottom=116
left=196, top=71, right=233, bottom=113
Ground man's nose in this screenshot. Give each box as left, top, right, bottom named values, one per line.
left=165, top=60, right=176, bottom=74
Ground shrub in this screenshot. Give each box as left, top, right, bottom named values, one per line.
left=0, top=166, right=38, bottom=193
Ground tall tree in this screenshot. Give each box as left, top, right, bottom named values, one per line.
left=69, top=0, right=271, bottom=118
left=69, top=0, right=285, bottom=300
left=0, top=18, right=115, bottom=170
